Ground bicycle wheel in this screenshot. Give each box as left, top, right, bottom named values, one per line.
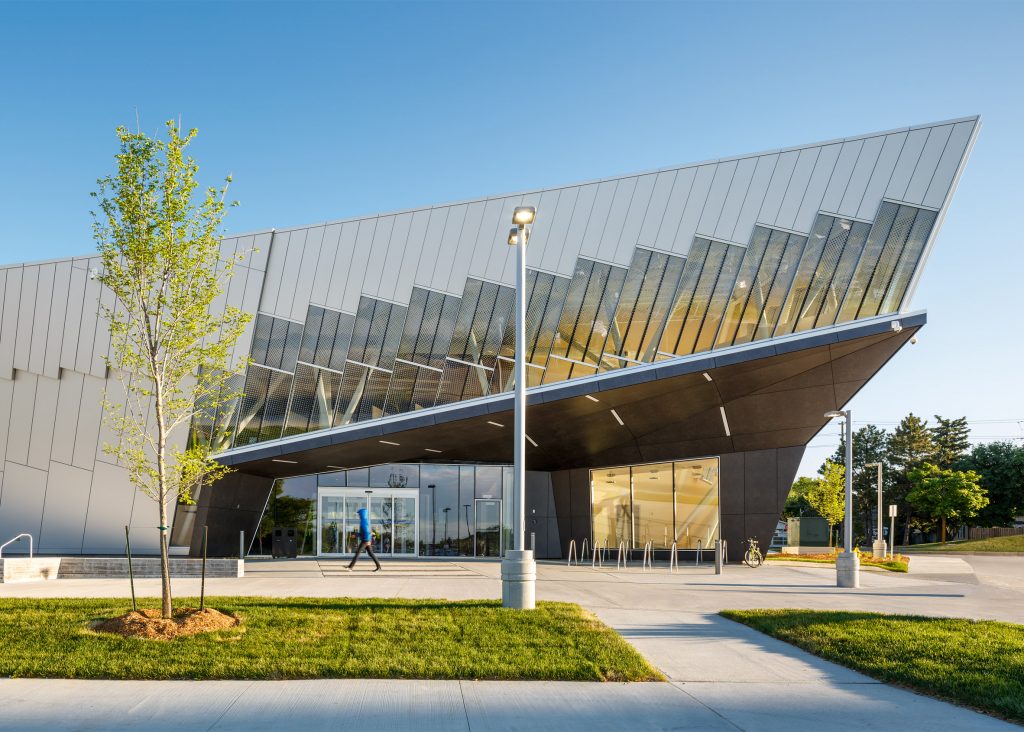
left=752, top=550, right=763, bottom=567
left=743, top=550, right=755, bottom=568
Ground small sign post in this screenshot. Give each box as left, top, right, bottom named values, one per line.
left=888, top=504, right=898, bottom=559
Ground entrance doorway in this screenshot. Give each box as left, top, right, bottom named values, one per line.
left=475, top=499, right=502, bottom=557
left=317, top=487, right=418, bottom=557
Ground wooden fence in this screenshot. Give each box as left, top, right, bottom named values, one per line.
left=968, top=526, right=1024, bottom=540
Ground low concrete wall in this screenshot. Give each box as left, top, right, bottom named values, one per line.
left=0, top=558, right=62, bottom=583
left=57, top=557, right=244, bottom=578
left=780, top=546, right=834, bottom=555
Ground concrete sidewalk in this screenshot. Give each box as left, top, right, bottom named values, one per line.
left=1, top=558, right=1022, bottom=730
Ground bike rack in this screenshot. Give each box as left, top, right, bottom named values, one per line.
left=695, top=538, right=703, bottom=566
left=581, top=537, right=589, bottom=563
left=616, top=541, right=628, bottom=569
left=567, top=539, right=578, bottom=566
left=0, top=533, right=33, bottom=559
left=641, top=541, right=654, bottom=572
left=591, top=541, right=602, bottom=568
left=669, top=542, right=678, bottom=573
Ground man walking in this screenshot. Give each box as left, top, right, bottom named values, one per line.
left=347, top=506, right=382, bottom=571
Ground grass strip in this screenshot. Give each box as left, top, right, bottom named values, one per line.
left=721, top=609, right=1024, bottom=723
left=0, top=597, right=661, bottom=682
left=765, top=552, right=909, bottom=572
left=904, top=535, right=1024, bottom=553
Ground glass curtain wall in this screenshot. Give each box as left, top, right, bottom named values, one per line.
left=591, top=457, right=720, bottom=550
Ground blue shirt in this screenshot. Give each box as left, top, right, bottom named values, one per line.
left=357, top=508, right=372, bottom=542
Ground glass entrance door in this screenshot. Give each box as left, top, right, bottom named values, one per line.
left=317, top=488, right=417, bottom=557
left=475, top=499, right=501, bottom=557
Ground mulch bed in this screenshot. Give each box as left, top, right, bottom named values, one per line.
left=92, top=607, right=239, bottom=640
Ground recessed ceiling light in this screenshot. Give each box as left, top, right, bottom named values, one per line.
left=525, top=434, right=538, bottom=447
left=585, top=395, right=600, bottom=403
left=425, top=448, right=442, bottom=454
left=379, top=440, right=400, bottom=446
left=702, top=372, right=712, bottom=382
left=487, top=421, right=504, bottom=428
left=610, top=409, right=624, bottom=426
left=272, top=459, right=297, bottom=464
left=326, top=465, right=344, bottom=470
left=720, top=406, right=731, bottom=437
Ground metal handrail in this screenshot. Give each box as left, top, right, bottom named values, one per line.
left=616, top=541, right=628, bottom=569
left=567, top=539, right=578, bottom=566
left=669, top=542, right=679, bottom=573
left=641, top=541, right=653, bottom=572
left=695, top=538, right=703, bottom=566
left=0, top=533, right=33, bottom=559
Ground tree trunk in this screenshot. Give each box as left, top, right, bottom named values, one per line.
left=903, top=511, right=912, bottom=546
left=159, top=495, right=173, bottom=618
left=941, top=516, right=947, bottom=545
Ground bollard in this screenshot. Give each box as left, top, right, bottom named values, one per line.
left=715, top=538, right=723, bottom=575
left=530, top=532, right=536, bottom=553
left=239, top=530, right=245, bottom=559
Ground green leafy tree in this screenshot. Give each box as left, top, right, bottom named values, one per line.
left=827, top=424, right=890, bottom=544
left=806, top=460, right=845, bottom=546
left=956, top=442, right=1024, bottom=527
left=931, top=415, right=971, bottom=469
left=783, top=476, right=818, bottom=518
left=907, top=463, right=988, bottom=543
left=888, top=413, right=935, bottom=545
left=93, top=121, right=250, bottom=618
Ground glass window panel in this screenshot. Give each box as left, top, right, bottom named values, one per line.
left=333, top=362, right=370, bottom=426
left=355, top=368, right=392, bottom=422
left=209, top=372, right=243, bottom=453
left=658, top=240, right=709, bottom=356
left=754, top=233, right=806, bottom=340
left=299, top=306, right=324, bottom=365
left=475, top=466, right=502, bottom=499
left=448, top=279, right=482, bottom=361
left=858, top=205, right=921, bottom=318
left=637, top=253, right=686, bottom=361
left=714, top=228, right=770, bottom=349
left=435, top=359, right=470, bottom=406
left=370, top=464, right=419, bottom=489
left=283, top=363, right=318, bottom=436
left=617, top=251, right=666, bottom=361
left=694, top=244, right=744, bottom=353
left=233, top=364, right=272, bottom=446
left=794, top=218, right=854, bottom=333
left=249, top=314, right=273, bottom=365
left=548, top=259, right=595, bottom=359
left=836, top=202, right=899, bottom=323
left=309, top=368, right=343, bottom=431
left=319, top=495, right=345, bottom=554
left=773, top=215, right=833, bottom=337
left=481, top=285, right=515, bottom=369
left=541, top=354, right=574, bottom=385
left=632, top=462, right=674, bottom=549
left=465, top=282, right=499, bottom=363
left=379, top=303, right=408, bottom=368
left=816, top=222, right=870, bottom=328
left=584, top=265, right=627, bottom=368
left=345, top=467, right=369, bottom=487
left=409, top=290, right=441, bottom=364
left=427, top=294, right=461, bottom=370
left=384, top=361, right=420, bottom=416
left=318, top=471, right=346, bottom=487
left=733, top=229, right=788, bottom=345
left=879, top=209, right=936, bottom=314
left=420, top=465, right=460, bottom=556
left=569, top=361, right=599, bottom=379
left=282, top=320, right=303, bottom=372
left=674, top=241, right=727, bottom=355
left=397, top=288, right=428, bottom=362
left=347, top=298, right=376, bottom=364
left=258, top=370, right=292, bottom=442
left=674, top=458, right=720, bottom=549
left=529, top=275, right=570, bottom=367
left=411, top=368, right=442, bottom=410
left=362, top=301, right=391, bottom=368
left=612, top=249, right=654, bottom=359
left=263, top=316, right=290, bottom=370
left=327, top=312, right=355, bottom=372
left=591, top=466, right=632, bottom=550
left=563, top=262, right=611, bottom=363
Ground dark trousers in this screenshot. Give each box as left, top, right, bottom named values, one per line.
left=348, top=540, right=381, bottom=569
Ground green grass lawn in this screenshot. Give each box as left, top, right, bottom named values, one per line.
left=722, top=609, right=1024, bottom=723
left=765, top=552, right=909, bottom=572
left=0, top=597, right=661, bottom=682
left=904, top=534, right=1024, bottom=553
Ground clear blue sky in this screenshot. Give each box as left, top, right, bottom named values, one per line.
left=1, top=0, right=1021, bottom=476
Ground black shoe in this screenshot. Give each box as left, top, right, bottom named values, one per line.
left=373, top=566, right=381, bottom=572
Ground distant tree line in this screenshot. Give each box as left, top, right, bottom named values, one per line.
left=785, top=414, right=1024, bottom=546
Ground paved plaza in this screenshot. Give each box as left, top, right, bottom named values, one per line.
left=1, top=555, right=1022, bottom=730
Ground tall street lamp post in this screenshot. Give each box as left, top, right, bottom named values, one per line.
left=501, top=206, right=537, bottom=609
left=865, top=462, right=885, bottom=559
left=825, top=410, right=860, bottom=588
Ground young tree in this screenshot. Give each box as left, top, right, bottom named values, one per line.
left=888, top=413, right=935, bottom=545
left=931, top=415, right=971, bottom=469
left=957, top=441, right=1024, bottom=527
left=806, top=460, right=846, bottom=546
left=907, top=463, right=988, bottom=543
left=828, top=424, right=890, bottom=544
left=93, top=122, right=250, bottom=618
left=783, top=476, right=818, bottom=518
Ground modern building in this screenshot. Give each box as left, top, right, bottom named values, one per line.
left=0, top=117, right=979, bottom=561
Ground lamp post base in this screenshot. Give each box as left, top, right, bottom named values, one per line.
left=836, top=550, right=860, bottom=588
left=501, top=549, right=536, bottom=609
left=872, top=539, right=887, bottom=559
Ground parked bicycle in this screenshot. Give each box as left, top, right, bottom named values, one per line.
left=743, top=537, right=763, bottom=568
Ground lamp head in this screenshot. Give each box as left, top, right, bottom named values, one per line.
left=824, top=410, right=846, bottom=419
left=512, top=206, right=536, bottom=226
left=507, top=227, right=529, bottom=246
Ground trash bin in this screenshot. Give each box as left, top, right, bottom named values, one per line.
left=272, top=527, right=298, bottom=558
